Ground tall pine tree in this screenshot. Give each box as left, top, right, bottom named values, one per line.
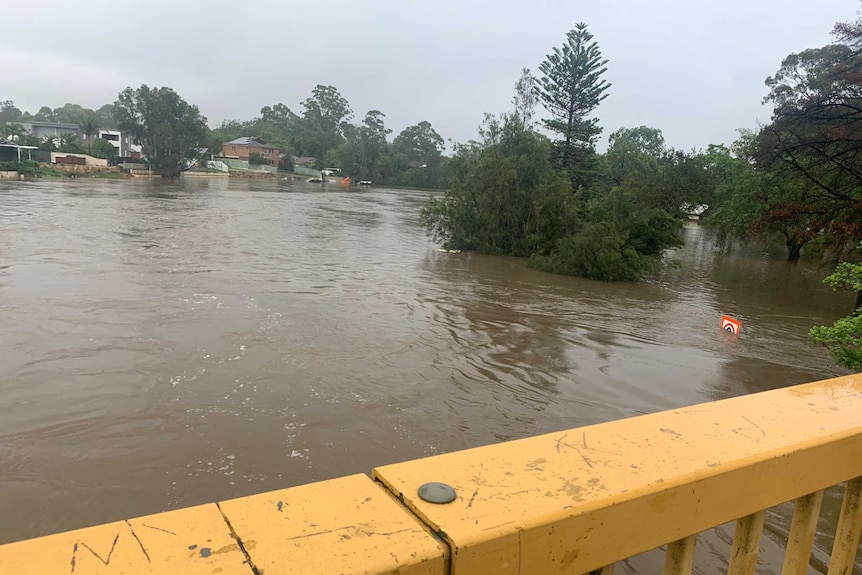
left=536, top=23, right=610, bottom=184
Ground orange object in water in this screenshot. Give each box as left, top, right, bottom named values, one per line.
left=341, top=177, right=351, bottom=185
left=721, top=315, right=741, bottom=334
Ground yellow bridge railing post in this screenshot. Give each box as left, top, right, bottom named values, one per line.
left=826, top=476, right=862, bottom=575
left=781, top=490, right=825, bottom=575
left=663, top=534, right=697, bottom=575
left=728, top=510, right=766, bottom=575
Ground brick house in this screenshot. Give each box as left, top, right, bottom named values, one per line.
left=222, top=137, right=279, bottom=166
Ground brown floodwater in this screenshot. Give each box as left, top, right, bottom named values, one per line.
left=0, top=177, right=856, bottom=571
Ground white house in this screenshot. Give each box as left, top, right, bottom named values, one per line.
left=96, top=129, right=142, bottom=158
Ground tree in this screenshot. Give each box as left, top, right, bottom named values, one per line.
left=90, top=137, right=118, bottom=159
left=535, top=23, right=611, bottom=180
left=599, top=126, right=710, bottom=219
left=95, top=104, right=116, bottom=127
left=296, top=85, right=353, bottom=158
left=255, top=102, right=299, bottom=153
left=0, top=100, right=21, bottom=123
left=810, top=243, right=862, bottom=370
left=653, top=148, right=713, bottom=218
left=532, top=185, right=684, bottom=281
left=278, top=154, right=294, bottom=172
left=393, top=121, right=444, bottom=163
left=702, top=142, right=763, bottom=246
left=302, top=85, right=352, bottom=131
left=512, top=68, right=538, bottom=127
left=392, top=121, right=446, bottom=188
left=248, top=152, right=269, bottom=165
left=604, top=126, right=665, bottom=187
left=52, top=103, right=92, bottom=125
left=260, top=103, right=295, bottom=130
left=33, top=106, right=56, bottom=121
left=532, top=220, right=652, bottom=281
left=80, top=115, right=98, bottom=154
left=422, top=113, right=576, bottom=256
left=4, top=122, right=25, bottom=143
left=58, top=136, right=86, bottom=154
left=758, top=11, right=862, bottom=255
left=113, top=85, right=208, bottom=178
left=342, top=110, right=391, bottom=181
left=38, top=135, right=57, bottom=152
left=703, top=128, right=826, bottom=260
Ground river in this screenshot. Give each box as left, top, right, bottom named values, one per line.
left=0, top=177, right=855, bottom=572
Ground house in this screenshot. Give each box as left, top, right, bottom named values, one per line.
left=0, top=137, right=38, bottom=161
left=13, top=121, right=80, bottom=141
left=681, top=203, right=709, bottom=221
left=222, top=137, right=279, bottom=166
left=94, top=128, right=142, bottom=158
left=292, top=156, right=316, bottom=167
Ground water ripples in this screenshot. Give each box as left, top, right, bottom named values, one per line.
left=0, top=178, right=854, bottom=562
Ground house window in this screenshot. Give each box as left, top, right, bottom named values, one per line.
left=231, top=146, right=236, bottom=152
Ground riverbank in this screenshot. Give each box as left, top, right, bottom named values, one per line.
left=180, top=170, right=228, bottom=178
left=0, top=161, right=130, bottom=179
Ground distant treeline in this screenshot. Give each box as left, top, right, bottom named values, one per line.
left=0, top=88, right=453, bottom=188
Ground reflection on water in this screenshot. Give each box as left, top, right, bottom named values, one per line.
left=0, top=178, right=855, bottom=572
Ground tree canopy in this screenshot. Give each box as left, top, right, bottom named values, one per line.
left=114, top=85, right=208, bottom=178
left=0, top=100, right=21, bottom=124
left=422, top=25, right=695, bottom=283
left=752, top=14, right=862, bottom=257
left=90, top=137, right=117, bottom=159
left=422, top=113, right=575, bottom=257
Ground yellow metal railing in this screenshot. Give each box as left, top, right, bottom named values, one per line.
left=2, top=374, right=862, bottom=574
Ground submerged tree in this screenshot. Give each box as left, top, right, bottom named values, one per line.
left=535, top=22, right=611, bottom=182
left=422, top=113, right=576, bottom=256
left=530, top=184, right=684, bottom=281
left=114, top=85, right=208, bottom=178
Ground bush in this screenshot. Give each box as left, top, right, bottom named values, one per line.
left=421, top=115, right=577, bottom=256
left=810, top=243, right=862, bottom=370
left=249, top=152, right=269, bottom=165
left=810, top=314, right=862, bottom=370
left=59, top=141, right=86, bottom=154
left=0, top=160, right=38, bottom=175
left=530, top=222, right=655, bottom=281
left=90, top=138, right=118, bottom=159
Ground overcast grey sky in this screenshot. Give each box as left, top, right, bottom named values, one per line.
left=1, top=0, right=856, bottom=151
